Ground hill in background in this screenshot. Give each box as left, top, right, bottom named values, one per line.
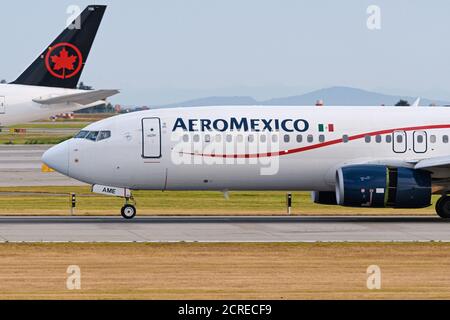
left=158, top=86, right=450, bottom=108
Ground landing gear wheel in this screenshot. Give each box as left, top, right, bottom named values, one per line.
left=121, top=204, right=137, bottom=220
left=436, top=196, right=450, bottom=219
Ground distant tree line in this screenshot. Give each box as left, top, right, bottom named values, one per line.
left=395, top=99, right=410, bottom=106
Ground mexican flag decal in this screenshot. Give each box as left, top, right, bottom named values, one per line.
left=318, top=124, right=335, bottom=132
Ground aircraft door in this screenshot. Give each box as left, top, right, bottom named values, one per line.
left=0, top=96, right=5, bottom=114
left=142, top=118, right=162, bottom=158
left=393, top=131, right=407, bottom=153
left=413, top=131, right=427, bottom=153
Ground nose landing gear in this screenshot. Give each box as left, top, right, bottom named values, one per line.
left=92, top=185, right=138, bottom=220
left=121, top=196, right=137, bottom=220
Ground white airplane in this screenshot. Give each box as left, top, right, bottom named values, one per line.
left=42, top=105, right=450, bottom=219
left=0, top=5, right=118, bottom=127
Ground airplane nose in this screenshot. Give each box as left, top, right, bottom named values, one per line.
left=42, top=142, right=70, bottom=176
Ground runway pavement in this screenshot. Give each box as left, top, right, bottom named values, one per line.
left=0, top=146, right=449, bottom=243
left=0, top=216, right=449, bottom=242
left=0, top=145, right=85, bottom=186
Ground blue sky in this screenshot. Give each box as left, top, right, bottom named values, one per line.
left=2, top=0, right=450, bottom=105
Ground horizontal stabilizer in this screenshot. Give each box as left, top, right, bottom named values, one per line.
left=33, top=89, right=119, bottom=105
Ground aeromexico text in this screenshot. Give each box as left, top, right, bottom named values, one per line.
left=173, top=118, right=310, bottom=132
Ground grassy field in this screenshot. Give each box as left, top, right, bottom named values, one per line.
left=0, top=242, right=449, bottom=299
left=0, top=123, right=79, bottom=145
left=0, top=134, right=72, bottom=145
left=0, top=186, right=439, bottom=216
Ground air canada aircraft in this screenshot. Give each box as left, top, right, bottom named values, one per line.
left=43, top=104, right=450, bottom=219
left=0, top=5, right=118, bottom=127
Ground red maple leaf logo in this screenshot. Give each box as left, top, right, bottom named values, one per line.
left=45, top=42, right=83, bottom=79
left=50, top=47, right=77, bottom=74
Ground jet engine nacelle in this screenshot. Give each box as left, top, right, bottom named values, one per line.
left=335, top=165, right=432, bottom=208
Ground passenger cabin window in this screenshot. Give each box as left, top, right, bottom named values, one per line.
left=307, top=135, right=314, bottom=143
left=444, top=135, right=449, bottom=143
left=365, top=135, right=371, bottom=143
left=272, top=135, right=278, bottom=143
left=386, top=135, right=392, bottom=143
left=430, top=135, right=436, bottom=143
left=284, top=135, right=290, bottom=143
left=375, top=135, right=382, bottom=143
left=319, top=135, right=325, bottom=143
left=417, top=135, right=424, bottom=143
left=296, top=135, right=303, bottom=143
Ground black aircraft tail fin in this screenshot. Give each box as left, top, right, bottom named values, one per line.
left=12, top=5, right=106, bottom=89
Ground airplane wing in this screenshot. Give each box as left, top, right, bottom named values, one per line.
left=415, top=156, right=450, bottom=170
left=33, top=89, right=119, bottom=106
left=356, top=156, right=450, bottom=171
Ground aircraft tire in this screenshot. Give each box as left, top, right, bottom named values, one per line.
left=436, top=196, right=450, bottom=219
left=121, top=204, right=137, bottom=220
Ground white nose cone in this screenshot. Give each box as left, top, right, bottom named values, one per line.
left=42, top=142, right=69, bottom=176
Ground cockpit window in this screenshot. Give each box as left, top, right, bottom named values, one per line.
left=74, top=131, right=89, bottom=139
left=86, top=131, right=99, bottom=141
left=74, top=130, right=112, bottom=142
left=97, top=131, right=112, bottom=141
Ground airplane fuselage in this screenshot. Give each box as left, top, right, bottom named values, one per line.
left=0, top=84, right=91, bottom=126
left=43, top=106, right=450, bottom=192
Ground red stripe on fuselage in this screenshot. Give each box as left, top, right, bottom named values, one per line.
left=182, top=124, right=450, bottom=159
